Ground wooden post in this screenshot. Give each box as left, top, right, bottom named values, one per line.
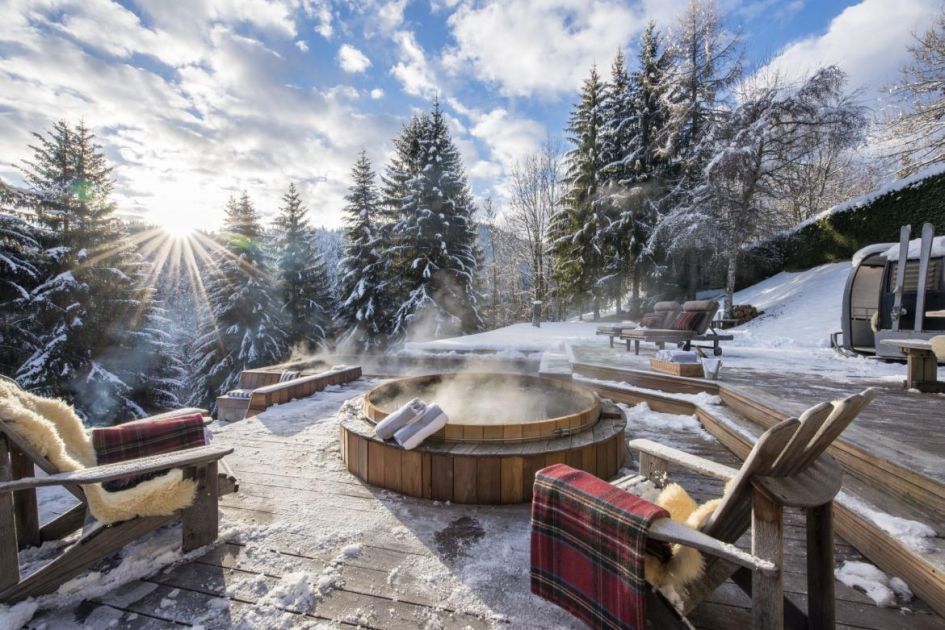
left=10, top=443, right=40, bottom=549
left=906, top=349, right=938, bottom=390
left=639, top=453, right=669, bottom=488
left=0, top=437, right=20, bottom=592
left=807, top=502, right=835, bottom=630
left=752, top=487, right=784, bottom=630
left=182, top=462, right=219, bottom=552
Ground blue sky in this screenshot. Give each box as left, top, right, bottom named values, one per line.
left=0, top=0, right=939, bottom=232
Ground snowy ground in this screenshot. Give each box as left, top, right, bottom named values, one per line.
left=404, top=321, right=615, bottom=354
left=16, top=383, right=584, bottom=629
left=407, top=259, right=907, bottom=384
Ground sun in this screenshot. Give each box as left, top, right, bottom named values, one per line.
left=155, top=210, right=202, bottom=238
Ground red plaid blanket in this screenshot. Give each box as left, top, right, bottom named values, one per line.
left=531, top=464, right=671, bottom=630
left=92, top=413, right=207, bottom=491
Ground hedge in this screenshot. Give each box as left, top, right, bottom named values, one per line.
left=737, top=168, right=945, bottom=288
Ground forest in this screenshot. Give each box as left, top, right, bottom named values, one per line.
left=2, top=0, right=943, bottom=422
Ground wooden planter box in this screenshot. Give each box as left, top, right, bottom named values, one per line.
left=650, top=358, right=704, bottom=378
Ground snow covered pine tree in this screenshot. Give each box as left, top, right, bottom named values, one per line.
left=273, top=182, right=333, bottom=353
left=15, top=121, right=178, bottom=423
left=188, top=192, right=288, bottom=409
left=338, top=151, right=393, bottom=350
left=551, top=66, right=606, bottom=318
left=383, top=100, right=482, bottom=340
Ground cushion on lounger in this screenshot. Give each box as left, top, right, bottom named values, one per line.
left=671, top=311, right=702, bottom=332
left=682, top=300, right=719, bottom=312
left=640, top=312, right=664, bottom=328
left=653, top=301, right=680, bottom=312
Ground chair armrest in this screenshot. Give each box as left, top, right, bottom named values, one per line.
left=629, top=439, right=738, bottom=481
left=0, top=445, right=233, bottom=493
left=649, top=518, right=776, bottom=575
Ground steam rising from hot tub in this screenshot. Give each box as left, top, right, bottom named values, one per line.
left=369, top=373, right=589, bottom=425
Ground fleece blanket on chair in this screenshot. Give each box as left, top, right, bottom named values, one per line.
left=0, top=379, right=198, bottom=525
left=530, top=463, right=671, bottom=630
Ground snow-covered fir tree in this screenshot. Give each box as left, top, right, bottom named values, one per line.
left=188, top=192, right=288, bottom=408
left=619, top=22, right=670, bottom=314
left=338, top=151, right=392, bottom=349
left=0, top=181, right=49, bottom=376
left=15, top=121, right=174, bottom=422
left=383, top=101, right=482, bottom=339
left=550, top=66, right=606, bottom=317
left=596, top=50, right=640, bottom=312
left=272, top=182, right=333, bottom=352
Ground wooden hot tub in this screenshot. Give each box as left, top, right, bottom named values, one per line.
left=340, top=373, right=624, bottom=504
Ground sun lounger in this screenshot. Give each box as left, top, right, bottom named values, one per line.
left=621, top=300, right=732, bottom=356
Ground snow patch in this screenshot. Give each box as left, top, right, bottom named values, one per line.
left=838, top=492, right=937, bottom=553
left=835, top=561, right=913, bottom=608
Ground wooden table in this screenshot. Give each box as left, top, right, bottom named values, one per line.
left=879, top=339, right=945, bottom=393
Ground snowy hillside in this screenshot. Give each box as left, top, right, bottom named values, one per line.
left=730, top=261, right=850, bottom=348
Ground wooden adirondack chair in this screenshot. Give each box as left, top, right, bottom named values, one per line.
left=0, top=401, right=239, bottom=604
left=614, top=388, right=876, bottom=630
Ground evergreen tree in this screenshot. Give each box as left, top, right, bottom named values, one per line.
left=621, top=22, right=670, bottom=314
left=0, top=182, right=49, bottom=376
left=551, top=66, right=606, bottom=317
left=273, top=182, right=333, bottom=352
left=597, top=50, right=640, bottom=312
left=15, top=121, right=171, bottom=422
left=383, top=101, right=482, bottom=339
left=188, top=193, right=288, bottom=408
left=338, top=151, right=391, bottom=349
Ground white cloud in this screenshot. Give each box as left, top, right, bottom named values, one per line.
left=295, top=40, right=309, bottom=52
left=390, top=30, right=438, bottom=97
left=443, top=0, right=685, bottom=98
left=469, top=108, right=545, bottom=170
left=370, top=88, right=385, bottom=99
left=338, top=44, right=372, bottom=73
left=304, top=1, right=334, bottom=39
left=0, top=0, right=399, bottom=230
left=760, top=0, right=940, bottom=105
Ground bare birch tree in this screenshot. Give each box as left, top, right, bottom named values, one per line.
left=885, top=9, right=945, bottom=176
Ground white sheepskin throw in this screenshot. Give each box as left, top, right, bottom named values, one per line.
left=0, top=380, right=196, bottom=525
left=644, top=483, right=722, bottom=589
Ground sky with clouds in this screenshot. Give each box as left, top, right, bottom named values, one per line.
left=0, top=0, right=940, bottom=231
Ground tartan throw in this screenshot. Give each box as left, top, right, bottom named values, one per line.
left=531, top=464, right=671, bottom=630
left=92, top=413, right=207, bottom=491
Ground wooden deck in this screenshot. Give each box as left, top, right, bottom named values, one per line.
left=25, top=375, right=945, bottom=629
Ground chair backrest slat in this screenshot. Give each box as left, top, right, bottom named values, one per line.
left=770, top=402, right=833, bottom=476
left=702, top=417, right=799, bottom=541
left=791, top=388, right=875, bottom=474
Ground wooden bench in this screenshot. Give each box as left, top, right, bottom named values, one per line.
left=879, top=339, right=945, bottom=393
left=217, top=366, right=363, bottom=421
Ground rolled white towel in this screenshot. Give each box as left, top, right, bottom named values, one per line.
left=375, top=398, right=427, bottom=440
left=394, top=403, right=448, bottom=450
